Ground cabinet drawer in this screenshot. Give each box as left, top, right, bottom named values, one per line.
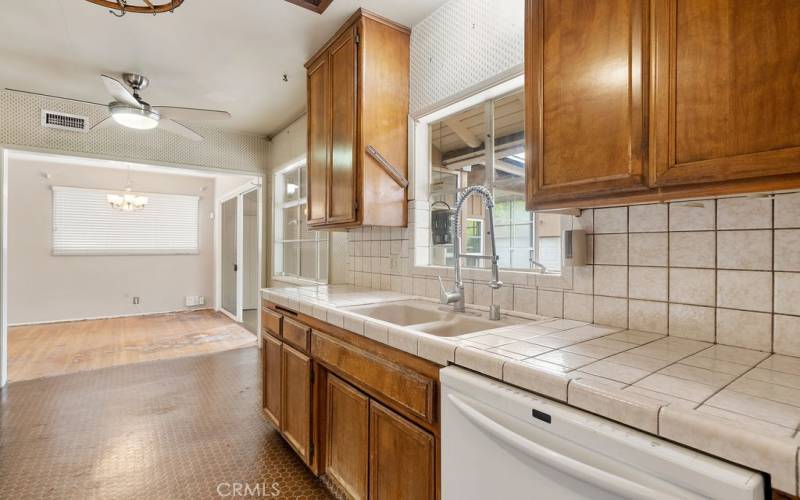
left=283, top=318, right=311, bottom=353
left=311, top=331, right=435, bottom=423
left=262, top=308, right=282, bottom=338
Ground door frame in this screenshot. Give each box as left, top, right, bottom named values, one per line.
left=216, top=182, right=263, bottom=329
left=0, top=145, right=266, bottom=388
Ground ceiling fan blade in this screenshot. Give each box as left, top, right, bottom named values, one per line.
left=100, top=74, right=139, bottom=107
left=90, top=116, right=114, bottom=131
left=153, top=106, right=231, bottom=121
left=4, top=88, right=106, bottom=107
left=159, top=118, right=204, bottom=142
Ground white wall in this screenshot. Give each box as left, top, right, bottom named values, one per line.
left=7, top=156, right=217, bottom=324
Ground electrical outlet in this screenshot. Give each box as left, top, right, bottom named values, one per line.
left=390, top=255, right=400, bottom=272
left=132, top=297, right=140, bottom=305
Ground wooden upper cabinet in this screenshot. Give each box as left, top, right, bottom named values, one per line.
left=306, top=55, right=329, bottom=225
left=525, top=0, right=800, bottom=209
left=328, top=26, right=359, bottom=225
left=305, top=9, right=410, bottom=229
left=526, top=0, right=649, bottom=210
left=651, top=0, right=800, bottom=187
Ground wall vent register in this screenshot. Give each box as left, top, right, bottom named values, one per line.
left=41, top=110, right=88, bottom=132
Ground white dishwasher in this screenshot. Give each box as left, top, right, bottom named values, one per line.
left=441, top=366, right=766, bottom=500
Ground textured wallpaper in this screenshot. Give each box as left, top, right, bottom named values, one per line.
left=0, top=90, right=269, bottom=173
left=409, top=0, right=524, bottom=114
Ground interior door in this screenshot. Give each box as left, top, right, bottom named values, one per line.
left=327, top=26, right=358, bottom=224
left=221, top=196, right=238, bottom=317
left=242, top=189, right=259, bottom=311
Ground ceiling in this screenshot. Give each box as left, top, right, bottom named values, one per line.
left=0, top=0, right=448, bottom=135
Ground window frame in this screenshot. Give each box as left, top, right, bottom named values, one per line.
left=409, top=73, right=574, bottom=289
left=272, top=158, right=329, bottom=284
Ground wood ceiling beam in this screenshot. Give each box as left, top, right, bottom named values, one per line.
left=443, top=117, right=482, bottom=149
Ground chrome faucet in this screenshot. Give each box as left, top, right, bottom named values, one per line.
left=438, top=185, right=503, bottom=320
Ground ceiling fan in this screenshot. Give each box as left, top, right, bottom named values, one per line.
left=11, top=73, right=231, bottom=141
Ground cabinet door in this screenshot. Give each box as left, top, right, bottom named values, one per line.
left=281, top=344, right=313, bottom=465
left=327, top=26, right=359, bottom=224
left=651, top=0, right=800, bottom=187
left=525, top=0, right=649, bottom=209
left=262, top=333, right=282, bottom=428
left=325, top=375, right=369, bottom=500
left=369, top=401, right=435, bottom=500
left=307, top=55, right=329, bottom=225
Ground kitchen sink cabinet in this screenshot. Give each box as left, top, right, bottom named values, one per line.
left=370, top=401, right=436, bottom=500
left=525, top=0, right=800, bottom=210
left=281, top=344, right=314, bottom=466
left=261, top=333, right=283, bottom=429
left=260, top=299, right=440, bottom=499
left=325, top=374, right=370, bottom=500
left=304, top=9, right=410, bottom=229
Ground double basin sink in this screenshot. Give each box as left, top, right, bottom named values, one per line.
left=343, top=299, right=531, bottom=337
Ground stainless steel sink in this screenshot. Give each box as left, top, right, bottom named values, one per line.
left=343, top=299, right=531, bottom=337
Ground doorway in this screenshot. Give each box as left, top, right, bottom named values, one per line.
left=219, top=185, right=262, bottom=335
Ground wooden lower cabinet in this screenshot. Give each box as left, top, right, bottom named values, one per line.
left=260, top=299, right=439, bottom=499
left=369, top=401, right=435, bottom=500
left=262, top=333, right=282, bottom=429
left=325, top=374, right=370, bottom=500
left=282, top=344, right=313, bottom=466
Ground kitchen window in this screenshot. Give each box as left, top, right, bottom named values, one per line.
left=428, top=89, right=562, bottom=272
left=273, top=161, right=328, bottom=283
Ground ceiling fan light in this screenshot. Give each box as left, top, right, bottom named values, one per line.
left=110, top=105, right=160, bottom=130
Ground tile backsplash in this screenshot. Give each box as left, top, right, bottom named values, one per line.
left=344, top=193, right=800, bottom=357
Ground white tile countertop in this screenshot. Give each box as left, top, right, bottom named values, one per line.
left=262, top=285, right=800, bottom=495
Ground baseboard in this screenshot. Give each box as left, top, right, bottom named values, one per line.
left=8, top=307, right=214, bottom=327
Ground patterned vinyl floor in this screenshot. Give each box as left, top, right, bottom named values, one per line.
left=0, top=346, right=333, bottom=499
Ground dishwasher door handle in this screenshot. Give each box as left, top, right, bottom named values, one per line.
left=447, top=393, right=696, bottom=500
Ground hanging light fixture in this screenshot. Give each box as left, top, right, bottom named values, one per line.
left=84, top=0, right=185, bottom=17
left=108, top=165, right=148, bottom=212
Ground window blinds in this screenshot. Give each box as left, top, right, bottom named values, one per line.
left=52, top=186, right=200, bottom=255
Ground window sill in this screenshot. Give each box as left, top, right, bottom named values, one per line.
left=410, top=264, right=572, bottom=290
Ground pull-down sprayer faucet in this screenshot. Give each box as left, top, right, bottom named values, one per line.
left=438, top=185, right=503, bottom=320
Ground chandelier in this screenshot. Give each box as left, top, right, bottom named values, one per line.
left=108, top=166, right=148, bottom=212
left=84, top=0, right=185, bottom=17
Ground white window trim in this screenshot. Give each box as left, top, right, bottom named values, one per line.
left=408, top=73, right=574, bottom=290
left=271, top=156, right=328, bottom=285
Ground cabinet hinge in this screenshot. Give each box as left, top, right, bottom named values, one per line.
left=355, top=32, right=360, bottom=44
left=310, top=367, right=315, bottom=384
left=353, top=200, right=359, bottom=211
left=309, top=442, right=315, bottom=461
